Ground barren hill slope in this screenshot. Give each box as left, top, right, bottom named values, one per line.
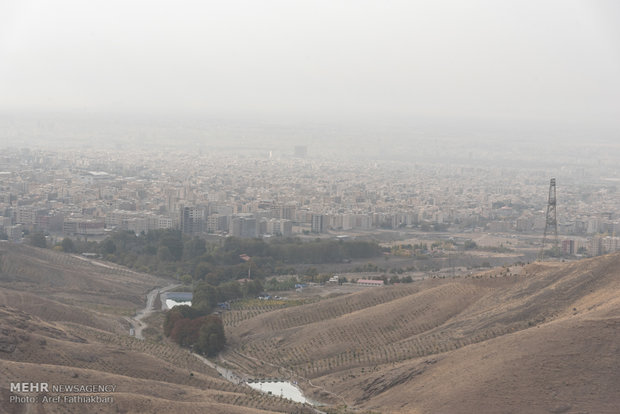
left=0, top=243, right=164, bottom=309
left=224, top=253, right=620, bottom=413
left=0, top=244, right=313, bottom=414
left=346, top=303, right=620, bottom=414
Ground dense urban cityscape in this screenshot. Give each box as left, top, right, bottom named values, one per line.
left=2, top=139, right=620, bottom=259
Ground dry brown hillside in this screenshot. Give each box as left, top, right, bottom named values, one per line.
left=223, top=253, right=620, bottom=413
left=0, top=244, right=314, bottom=414
left=4, top=242, right=619, bottom=413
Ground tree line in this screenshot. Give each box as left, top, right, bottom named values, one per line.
left=37, top=230, right=382, bottom=285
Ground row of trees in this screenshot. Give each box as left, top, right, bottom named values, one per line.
left=192, top=279, right=263, bottom=313
left=36, top=230, right=382, bottom=287
left=221, top=237, right=383, bottom=264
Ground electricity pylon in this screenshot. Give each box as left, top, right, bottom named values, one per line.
left=538, top=178, right=558, bottom=260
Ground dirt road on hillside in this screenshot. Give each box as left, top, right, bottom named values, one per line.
left=128, top=284, right=179, bottom=339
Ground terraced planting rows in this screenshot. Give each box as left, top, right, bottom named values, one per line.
left=35, top=248, right=136, bottom=277
left=228, top=259, right=620, bottom=383
left=0, top=251, right=66, bottom=283
left=0, top=244, right=164, bottom=289
left=0, top=290, right=124, bottom=333
left=223, top=310, right=273, bottom=328
left=62, top=325, right=318, bottom=413
left=225, top=283, right=452, bottom=374
left=1, top=246, right=114, bottom=278
left=67, top=324, right=221, bottom=371
left=292, top=321, right=529, bottom=378
left=227, top=277, right=572, bottom=378
left=223, top=298, right=310, bottom=328
left=233, top=284, right=422, bottom=336
left=5, top=328, right=221, bottom=389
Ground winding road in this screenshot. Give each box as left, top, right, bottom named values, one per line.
left=127, top=283, right=325, bottom=412
left=128, top=283, right=179, bottom=339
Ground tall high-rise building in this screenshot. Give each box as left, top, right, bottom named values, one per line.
left=241, top=217, right=257, bottom=238
left=311, top=214, right=325, bottom=233
left=207, top=214, right=228, bottom=233
left=282, top=203, right=296, bottom=221
left=230, top=215, right=257, bottom=238
left=281, top=219, right=293, bottom=237
left=180, top=206, right=204, bottom=235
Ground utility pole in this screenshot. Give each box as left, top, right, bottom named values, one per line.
left=539, top=178, right=558, bottom=260
left=240, top=254, right=251, bottom=278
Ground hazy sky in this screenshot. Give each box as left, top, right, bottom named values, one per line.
left=1, top=0, right=619, bottom=129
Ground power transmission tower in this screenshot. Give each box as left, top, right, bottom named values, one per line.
left=539, top=178, right=558, bottom=260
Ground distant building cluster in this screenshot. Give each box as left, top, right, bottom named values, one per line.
left=1, top=147, right=620, bottom=258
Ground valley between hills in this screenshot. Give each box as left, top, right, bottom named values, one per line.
left=2, top=242, right=620, bottom=413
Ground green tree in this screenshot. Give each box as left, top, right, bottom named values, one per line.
left=194, top=262, right=213, bottom=281
left=159, top=231, right=183, bottom=261
left=195, top=316, right=226, bottom=356
left=463, top=239, right=477, bottom=250
left=179, top=274, right=193, bottom=285
left=219, top=281, right=241, bottom=301
left=184, top=237, right=206, bottom=259
left=164, top=305, right=203, bottom=337
left=242, top=279, right=263, bottom=298
left=192, top=282, right=220, bottom=313
left=101, top=238, right=116, bottom=254
left=61, top=237, right=75, bottom=253
left=28, top=232, right=47, bottom=248
left=157, top=246, right=173, bottom=262
left=170, top=317, right=203, bottom=346
left=164, top=307, right=185, bottom=337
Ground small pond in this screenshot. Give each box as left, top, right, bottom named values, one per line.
left=165, top=299, right=191, bottom=309
left=161, top=292, right=192, bottom=310
left=246, top=380, right=308, bottom=404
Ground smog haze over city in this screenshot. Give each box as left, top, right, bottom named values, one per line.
left=1, top=1, right=619, bottom=151
left=2, top=2, right=620, bottom=414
